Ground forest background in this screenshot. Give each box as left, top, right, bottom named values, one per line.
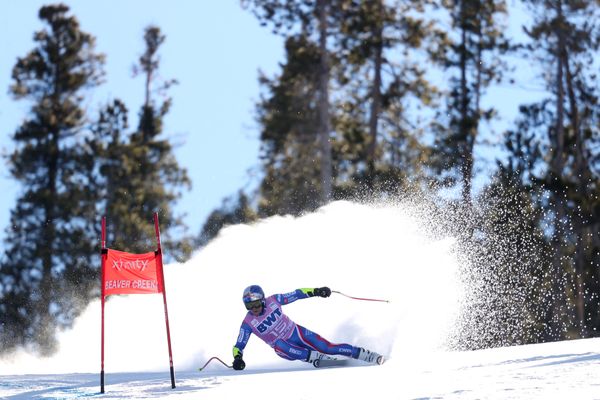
left=0, top=0, right=598, bottom=357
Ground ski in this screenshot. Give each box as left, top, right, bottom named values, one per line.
left=313, top=358, right=351, bottom=368
left=313, top=354, right=386, bottom=368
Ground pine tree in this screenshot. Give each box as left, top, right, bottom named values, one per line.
left=332, top=0, right=436, bottom=196
left=0, top=4, right=104, bottom=354
left=196, top=192, right=257, bottom=247
left=123, top=25, right=192, bottom=261
left=256, top=34, right=323, bottom=216
left=89, top=99, right=138, bottom=252
left=462, top=115, right=554, bottom=348
left=429, top=0, right=510, bottom=205
left=243, top=0, right=335, bottom=204
left=521, top=0, right=600, bottom=339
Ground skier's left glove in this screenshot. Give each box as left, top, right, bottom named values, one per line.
left=232, top=355, right=245, bottom=371
left=314, top=287, right=331, bottom=298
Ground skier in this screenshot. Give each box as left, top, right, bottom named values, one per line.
left=231, top=284, right=384, bottom=370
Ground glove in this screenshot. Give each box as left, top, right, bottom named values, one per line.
left=314, top=287, right=331, bottom=298
left=232, top=355, right=245, bottom=371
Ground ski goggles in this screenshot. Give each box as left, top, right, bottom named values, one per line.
left=245, top=300, right=263, bottom=310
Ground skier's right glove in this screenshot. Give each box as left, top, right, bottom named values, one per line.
left=232, top=355, right=245, bottom=371
left=314, top=287, right=331, bottom=298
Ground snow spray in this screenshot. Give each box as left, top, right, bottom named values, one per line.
left=0, top=200, right=464, bottom=374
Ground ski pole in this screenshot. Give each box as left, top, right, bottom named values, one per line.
left=198, top=356, right=232, bottom=371
left=332, top=290, right=390, bottom=303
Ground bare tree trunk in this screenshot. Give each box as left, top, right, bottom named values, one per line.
left=550, top=0, right=567, bottom=339
left=37, top=127, right=58, bottom=353
left=317, top=0, right=332, bottom=203
left=366, top=0, right=383, bottom=186
left=459, top=1, right=472, bottom=206
left=574, top=226, right=588, bottom=334
left=562, top=24, right=586, bottom=334
left=464, top=11, right=484, bottom=208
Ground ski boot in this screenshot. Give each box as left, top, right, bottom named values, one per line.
left=356, top=348, right=385, bottom=365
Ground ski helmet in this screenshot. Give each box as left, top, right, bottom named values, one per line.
left=242, top=285, right=265, bottom=310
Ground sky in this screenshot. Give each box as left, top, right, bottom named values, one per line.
left=0, top=1, right=284, bottom=243
left=0, top=201, right=598, bottom=399
left=0, top=1, right=546, bottom=247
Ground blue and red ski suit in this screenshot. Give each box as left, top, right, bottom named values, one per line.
left=233, top=288, right=360, bottom=362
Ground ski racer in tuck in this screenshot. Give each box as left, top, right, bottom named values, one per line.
left=231, top=285, right=384, bottom=370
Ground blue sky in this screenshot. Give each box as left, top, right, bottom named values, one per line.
left=0, top=2, right=547, bottom=247
left=0, top=1, right=284, bottom=242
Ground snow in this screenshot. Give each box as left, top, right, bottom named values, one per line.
left=2, top=338, right=599, bottom=399
left=1, top=201, right=599, bottom=399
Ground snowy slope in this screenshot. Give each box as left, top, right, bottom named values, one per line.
left=1, top=201, right=598, bottom=399
left=2, top=338, right=599, bottom=399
